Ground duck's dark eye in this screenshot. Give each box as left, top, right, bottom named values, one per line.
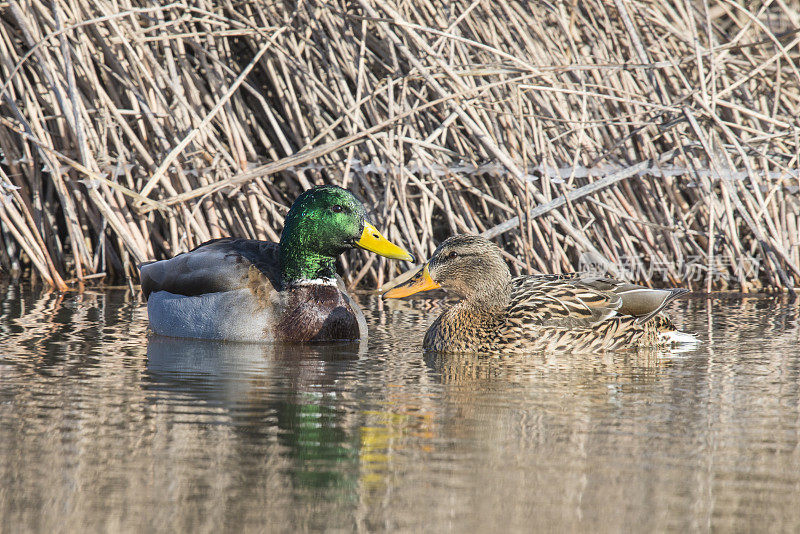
left=331, top=204, right=344, bottom=213
left=448, top=251, right=459, bottom=259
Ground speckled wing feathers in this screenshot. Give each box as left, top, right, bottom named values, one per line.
left=537, top=274, right=688, bottom=323
left=507, top=276, right=622, bottom=328
left=423, top=274, right=687, bottom=353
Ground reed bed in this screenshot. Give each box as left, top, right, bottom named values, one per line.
left=0, top=0, right=798, bottom=292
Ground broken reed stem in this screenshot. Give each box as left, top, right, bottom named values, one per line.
left=0, top=0, right=798, bottom=292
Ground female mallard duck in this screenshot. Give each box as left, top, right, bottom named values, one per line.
left=385, top=234, right=695, bottom=353
left=140, top=185, right=413, bottom=343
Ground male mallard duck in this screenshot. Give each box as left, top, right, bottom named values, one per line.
left=140, top=185, right=413, bottom=342
left=385, top=234, right=695, bottom=353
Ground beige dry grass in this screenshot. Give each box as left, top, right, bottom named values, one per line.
left=0, top=0, right=798, bottom=292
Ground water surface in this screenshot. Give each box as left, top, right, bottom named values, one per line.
left=1, top=286, right=799, bottom=532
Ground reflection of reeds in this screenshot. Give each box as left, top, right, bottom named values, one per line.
left=0, top=2, right=798, bottom=291
left=2, top=289, right=800, bottom=530
left=0, top=286, right=148, bottom=358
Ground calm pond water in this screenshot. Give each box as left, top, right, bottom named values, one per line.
left=1, top=285, right=799, bottom=532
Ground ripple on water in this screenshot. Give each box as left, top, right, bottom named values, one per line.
left=0, top=288, right=799, bottom=532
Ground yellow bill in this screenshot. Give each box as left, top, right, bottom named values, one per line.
left=357, top=222, right=414, bottom=261
left=384, top=264, right=440, bottom=298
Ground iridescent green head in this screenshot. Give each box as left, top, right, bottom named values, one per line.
left=279, top=185, right=413, bottom=284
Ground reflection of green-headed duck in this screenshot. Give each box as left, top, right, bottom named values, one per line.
left=385, top=234, right=695, bottom=353
left=140, top=185, right=413, bottom=342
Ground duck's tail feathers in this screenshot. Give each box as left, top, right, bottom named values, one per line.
left=637, top=288, right=690, bottom=324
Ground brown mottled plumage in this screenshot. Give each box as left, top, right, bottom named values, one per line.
left=385, top=235, right=693, bottom=354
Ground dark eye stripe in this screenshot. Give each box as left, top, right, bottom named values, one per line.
left=439, top=251, right=475, bottom=260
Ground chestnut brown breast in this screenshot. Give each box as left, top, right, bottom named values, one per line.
left=274, top=284, right=361, bottom=343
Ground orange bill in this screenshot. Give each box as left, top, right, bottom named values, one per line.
left=384, top=264, right=440, bottom=298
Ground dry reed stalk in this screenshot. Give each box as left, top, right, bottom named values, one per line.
left=0, top=0, right=797, bottom=293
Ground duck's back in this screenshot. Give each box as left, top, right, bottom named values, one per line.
left=140, top=238, right=282, bottom=298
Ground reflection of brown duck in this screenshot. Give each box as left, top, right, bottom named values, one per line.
left=424, top=350, right=672, bottom=389
left=386, top=235, right=696, bottom=354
